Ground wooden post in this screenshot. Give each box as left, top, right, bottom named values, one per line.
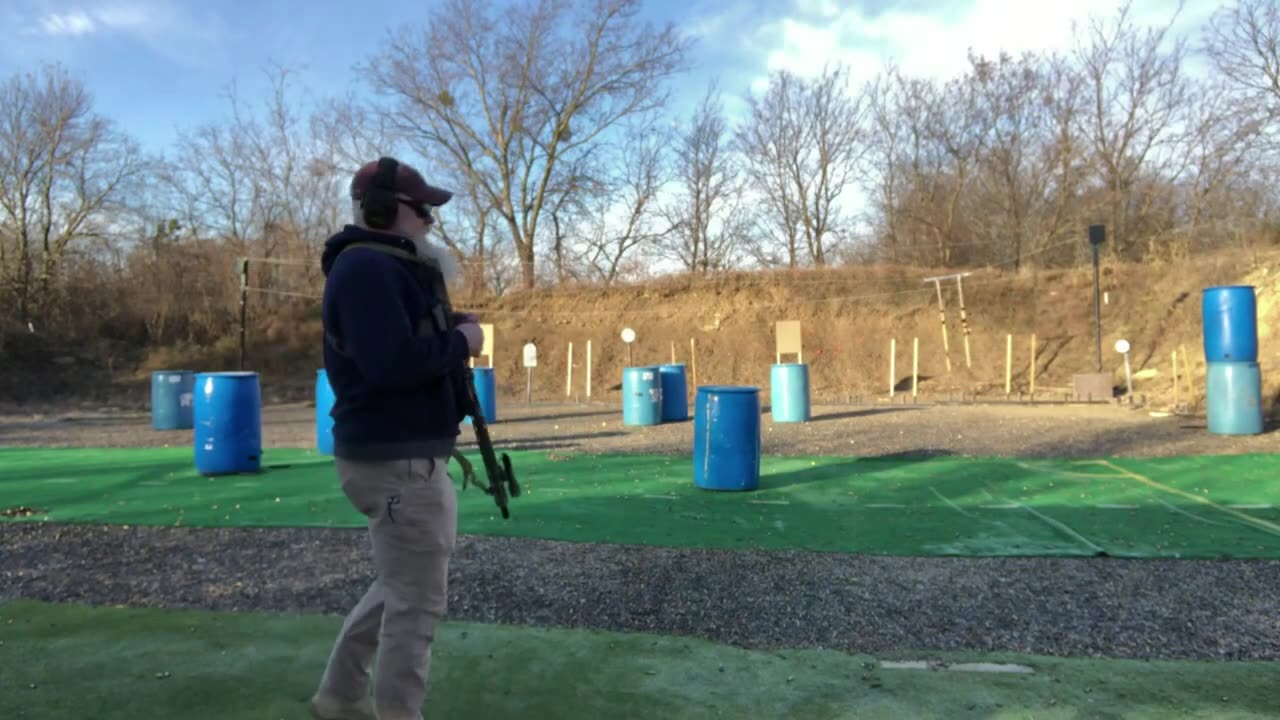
left=1024, top=333, right=1034, bottom=394
left=1180, top=343, right=1193, bottom=402
left=671, top=341, right=676, bottom=364
left=912, top=337, right=919, bottom=398
left=1005, top=334, right=1013, bottom=397
left=566, top=342, right=574, bottom=398
left=933, top=280, right=952, bottom=372
left=956, top=275, right=972, bottom=368
left=889, top=338, right=897, bottom=398
left=690, top=338, right=697, bottom=390
left=586, top=340, right=593, bottom=400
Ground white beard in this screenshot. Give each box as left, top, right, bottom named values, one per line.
left=412, top=236, right=462, bottom=287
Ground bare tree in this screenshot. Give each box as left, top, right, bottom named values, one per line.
left=872, top=71, right=962, bottom=266
left=877, top=72, right=985, bottom=267
left=363, top=0, right=693, bottom=290
left=966, top=51, right=1075, bottom=270
left=860, top=66, right=909, bottom=263
left=736, top=65, right=867, bottom=268
left=0, top=63, right=144, bottom=324
left=434, top=175, right=504, bottom=294
left=162, top=63, right=410, bottom=325
left=310, top=94, right=405, bottom=173
left=1174, top=76, right=1269, bottom=253
left=1036, top=53, right=1093, bottom=266
left=1074, top=0, right=1191, bottom=258
left=545, top=149, right=608, bottom=283
left=1202, top=0, right=1280, bottom=117
left=576, top=119, right=674, bottom=283
left=921, top=73, right=987, bottom=266
left=662, top=83, right=747, bottom=273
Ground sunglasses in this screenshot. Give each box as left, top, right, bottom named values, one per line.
left=398, top=198, right=434, bottom=224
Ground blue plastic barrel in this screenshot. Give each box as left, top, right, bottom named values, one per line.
left=465, top=367, right=496, bottom=425
left=1202, top=286, right=1258, bottom=362
left=693, top=386, right=761, bottom=491
left=193, top=372, right=262, bottom=475
left=1206, top=361, right=1264, bottom=435
left=622, top=366, right=662, bottom=426
left=316, top=369, right=335, bottom=454
left=151, top=370, right=194, bottom=430
left=658, top=364, right=689, bottom=422
left=769, top=363, right=810, bottom=423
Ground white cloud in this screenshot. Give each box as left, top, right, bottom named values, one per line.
left=38, top=11, right=96, bottom=37
left=32, top=3, right=160, bottom=39
left=750, top=0, right=1220, bottom=93
left=792, top=0, right=841, bottom=19
left=93, top=3, right=156, bottom=31
left=15, top=2, right=240, bottom=70
left=682, top=7, right=737, bottom=41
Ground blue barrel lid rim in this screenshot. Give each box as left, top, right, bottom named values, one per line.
left=697, top=385, right=760, bottom=394
left=198, top=371, right=259, bottom=377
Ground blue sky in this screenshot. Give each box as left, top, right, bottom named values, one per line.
left=0, top=0, right=1219, bottom=158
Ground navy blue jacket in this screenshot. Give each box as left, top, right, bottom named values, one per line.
left=320, top=225, right=472, bottom=460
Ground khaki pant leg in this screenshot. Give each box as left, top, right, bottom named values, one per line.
left=319, top=578, right=385, bottom=703
left=317, top=458, right=396, bottom=703
left=343, top=457, right=457, bottom=720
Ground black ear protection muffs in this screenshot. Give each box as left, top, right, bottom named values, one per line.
left=361, top=157, right=400, bottom=230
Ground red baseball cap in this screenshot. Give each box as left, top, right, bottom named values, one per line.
left=349, top=158, right=453, bottom=207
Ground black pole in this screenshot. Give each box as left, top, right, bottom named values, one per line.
left=238, top=257, right=249, bottom=371
left=1092, top=243, right=1101, bottom=371
left=1088, top=225, right=1106, bottom=373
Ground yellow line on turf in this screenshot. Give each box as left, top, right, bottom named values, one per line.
left=1092, top=460, right=1280, bottom=537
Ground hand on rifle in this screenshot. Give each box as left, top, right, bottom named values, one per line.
left=455, top=316, right=485, bottom=357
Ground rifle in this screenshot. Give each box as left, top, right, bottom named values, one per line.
left=449, top=361, right=520, bottom=519
left=424, top=268, right=521, bottom=519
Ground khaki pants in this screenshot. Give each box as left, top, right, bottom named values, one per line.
left=319, top=456, right=458, bottom=720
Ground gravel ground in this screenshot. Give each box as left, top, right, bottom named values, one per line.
left=4, top=523, right=1279, bottom=662
left=3, top=400, right=1278, bottom=663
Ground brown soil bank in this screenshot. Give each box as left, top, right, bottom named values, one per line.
left=469, top=248, right=1280, bottom=416
left=5, top=248, right=1278, bottom=418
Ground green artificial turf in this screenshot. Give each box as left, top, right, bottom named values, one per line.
left=3, top=447, right=1280, bottom=558
left=1, top=600, right=1277, bottom=719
